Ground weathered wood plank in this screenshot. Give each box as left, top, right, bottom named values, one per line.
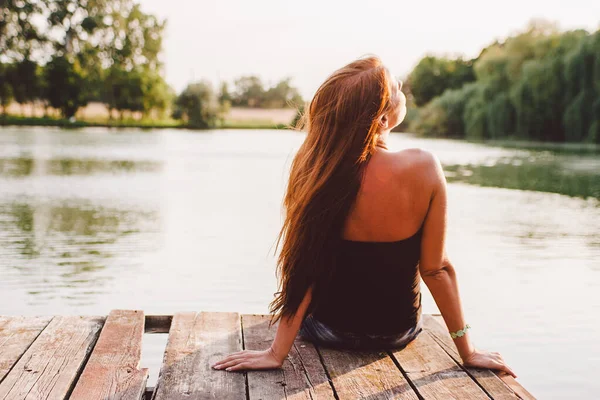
left=425, top=315, right=534, bottom=400
left=242, top=314, right=335, bottom=399
left=318, top=345, right=418, bottom=399
left=0, top=315, right=104, bottom=400
left=293, top=337, right=336, bottom=399
left=0, top=316, right=52, bottom=383
left=70, top=310, right=148, bottom=400
left=390, top=329, right=489, bottom=399
left=152, top=312, right=245, bottom=400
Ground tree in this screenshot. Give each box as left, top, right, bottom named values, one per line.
left=0, top=63, right=14, bottom=115
left=408, top=56, right=475, bottom=106
left=0, top=0, right=170, bottom=121
left=408, top=20, right=600, bottom=143
left=263, top=78, right=303, bottom=108
left=9, top=58, right=40, bottom=113
left=43, top=56, right=87, bottom=118
left=232, top=76, right=265, bottom=107
left=102, top=2, right=165, bottom=70
left=0, top=0, right=45, bottom=62
left=218, top=82, right=232, bottom=105
left=103, top=65, right=145, bottom=119
left=140, top=68, right=173, bottom=118
left=173, top=81, right=220, bottom=129
left=229, top=76, right=303, bottom=108
left=98, top=1, right=167, bottom=117
left=217, top=82, right=232, bottom=123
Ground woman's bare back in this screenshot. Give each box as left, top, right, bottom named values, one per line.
left=343, top=147, right=435, bottom=242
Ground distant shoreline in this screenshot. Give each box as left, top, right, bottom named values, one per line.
left=2, top=115, right=599, bottom=154
left=0, top=104, right=297, bottom=131
left=0, top=115, right=289, bottom=130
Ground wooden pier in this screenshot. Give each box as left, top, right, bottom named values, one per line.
left=0, top=310, right=534, bottom=399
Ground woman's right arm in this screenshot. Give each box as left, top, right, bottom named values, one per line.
left=418, top=152, right=516, bottom=378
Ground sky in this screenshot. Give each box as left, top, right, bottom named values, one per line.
left=139, top=0, right=600, bottom=97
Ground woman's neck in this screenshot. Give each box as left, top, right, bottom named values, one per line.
left=375, top=130, right=390, bottom=150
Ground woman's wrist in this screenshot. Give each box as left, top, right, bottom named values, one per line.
left=268, top=345, right=287, bottom=364
left=453, top=336, right=476, bottom=362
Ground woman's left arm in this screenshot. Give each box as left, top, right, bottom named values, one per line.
left=212, top=287, right=312, bottom=371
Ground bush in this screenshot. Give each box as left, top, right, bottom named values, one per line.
left=408, top=83, right=478, bottom=138
left=173, top=81, right=221, bottom=129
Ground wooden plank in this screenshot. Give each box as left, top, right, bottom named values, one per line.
left=425, top=315, right=534, bottom=400
left=242, top=314, right=335, bottom=399
left=70, top=310, right=148, bottom=400
left=317, top=345, right=418, bottom=399
left=390, top=329, right=489, bottom=399
left=0, top=316, right=52, bottom=383
left=0, top=315, right=104, bottom=400
left=293, top=337, right=336, bottom=399
left=152, top=312, right=245, bottom=400
left=145, top=315, right=172, bottom=334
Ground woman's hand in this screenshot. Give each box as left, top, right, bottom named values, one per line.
left=462, top=349, right=517, bottom=378
left=211, top=347, right=284, bottom=371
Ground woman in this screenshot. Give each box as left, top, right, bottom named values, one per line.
left=212, top=56, right=516, bottom=377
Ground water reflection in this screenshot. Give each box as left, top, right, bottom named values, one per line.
left=0, top=200, right=160, bottom=305
left=0, top=157, right=162, bottom=177
left=443, top=153, right=600, bottom=200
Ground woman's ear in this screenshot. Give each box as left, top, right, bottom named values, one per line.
left=380, top=114, right=389, bottom=130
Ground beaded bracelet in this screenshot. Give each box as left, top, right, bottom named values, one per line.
left=449, top=324, right=471, bottom=339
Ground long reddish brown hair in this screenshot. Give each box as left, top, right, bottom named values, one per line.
left=269, top=56, right=401, bottom=324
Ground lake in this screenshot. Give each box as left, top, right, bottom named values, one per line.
left=0, top=127, right=598, bottom=399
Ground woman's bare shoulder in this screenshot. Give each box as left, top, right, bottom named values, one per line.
left=389, top=148, right=440, bottom=179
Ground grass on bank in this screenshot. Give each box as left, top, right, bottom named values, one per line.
left=0, top=115, right=289, bottom=130
left=476, top=138, right=600, bottom=154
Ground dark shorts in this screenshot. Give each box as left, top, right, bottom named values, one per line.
left=298, top=314, right=422, bottom=351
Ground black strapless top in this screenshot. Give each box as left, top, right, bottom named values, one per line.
left=310, top=227, right=423, bottom=335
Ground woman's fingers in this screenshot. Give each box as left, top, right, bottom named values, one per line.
left=501, top=363, right=517, bottom=378
left=212, top=357, right=238, bottom=368
left=463, top=351, right=517, bottom=379
left=490, top=359, right=517, bottom=379
left=491, top=353, right=516, bottom=378
left=213, top=357, right=246, bottom=369
left=213, top=354, right=235, bottom=365
left=226, top=362, right=251, bottom=371
left=212, top=352, right=250, bottom=369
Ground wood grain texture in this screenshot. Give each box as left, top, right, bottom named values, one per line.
left=70, top=310, right=148, bottom=400
left=425, top=315, right=535, bottom=400
left=318, top=345, right=418, bottom=400
left=390, top=329, right=488, bottom=399
left=293, top=338, right=336, bottom=399
left=152, top=312, right=245, bottom=400
left=0, top=316, right=52, bottom=383
left=0, top=315, right=104, bottom=400
left=242, top=314, right=335, bottom=400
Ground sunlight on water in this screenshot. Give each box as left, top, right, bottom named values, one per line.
left=0, top=127, right=598, bottom=399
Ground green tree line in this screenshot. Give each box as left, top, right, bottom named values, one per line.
left=405, top=21, right=600, bottom=143
left=0, top=1, right=303, bottom=128
left=0, top=0, right=172, bottom=119
left=174, top=77, right=303, bottom=128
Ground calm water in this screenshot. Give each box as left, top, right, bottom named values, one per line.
left=1, top=127, right=599, bottom=399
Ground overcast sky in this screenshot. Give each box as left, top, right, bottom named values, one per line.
left=139, top=0, right=599, bottom=97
